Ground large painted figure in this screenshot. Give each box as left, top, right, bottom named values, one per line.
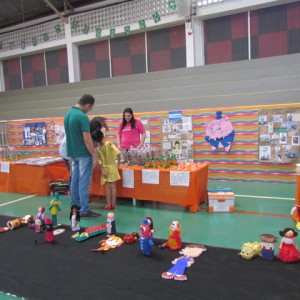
left=205, top=111, right=235, bottom=152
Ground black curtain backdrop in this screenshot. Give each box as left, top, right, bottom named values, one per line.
left=0, top=215, right=299, bottom=300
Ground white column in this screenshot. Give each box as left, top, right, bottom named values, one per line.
left=185, top=19, right=195, bottom=67
left=0, top=61, right=4, bottom=92
left=65, top=23, right=80, bottom=82
left=192, top=17, right=205, bottom=66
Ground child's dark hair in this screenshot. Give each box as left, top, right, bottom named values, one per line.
left=90, top=116, right=108, bottom=133
left=91, top=129, right=104, bottom=143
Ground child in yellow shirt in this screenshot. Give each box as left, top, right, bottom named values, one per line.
left=91, top=129, right=121, bottom=210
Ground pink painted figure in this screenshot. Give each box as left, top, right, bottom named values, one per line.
left=205, top=111, right=235, bottom=152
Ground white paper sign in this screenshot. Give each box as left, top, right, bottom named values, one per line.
left=0, top=161, right=10, bottom=173
left=142, top=169, right=159, bottom=184
left=122, top=169, right=134, bottom=188
left=170, top=171, right=190, bottom=186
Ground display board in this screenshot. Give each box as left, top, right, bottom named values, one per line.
left=160, top=111, right=193, bottom=162
left=23, top=122, right=47, bottom=146
left=258, top=108, right=300, bottom=163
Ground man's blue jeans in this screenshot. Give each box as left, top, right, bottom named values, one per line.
left=70, top=156, right=93, bottom=214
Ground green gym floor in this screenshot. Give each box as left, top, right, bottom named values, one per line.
left=1, top=180, right=298, bottom=251
left=0, top=180, right=299, bottom=299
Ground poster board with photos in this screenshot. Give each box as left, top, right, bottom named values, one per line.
left=23, top=122, right=47, bottom=146
left=258, top=108, right=300, bottom=163
left=161, top=111, right=194, bottom=162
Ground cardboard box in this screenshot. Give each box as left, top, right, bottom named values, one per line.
left=207, top=188, right=235, bottom=212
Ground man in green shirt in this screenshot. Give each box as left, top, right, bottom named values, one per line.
left=64, top=94, right=101, bottom=217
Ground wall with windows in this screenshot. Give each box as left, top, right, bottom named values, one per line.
left=204, top=2, right=300, bottom=64
left=1, top=2, right=299, bottom=91
left=3, top=48, right=69, bottom=89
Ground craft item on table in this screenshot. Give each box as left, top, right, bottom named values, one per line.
left=291, top=203, right=300, bottom=230
left=5, top=215, right=34, bottom=231
left=106, top=212, right=116, bottom=236
left=123, top=232, right=139, bottom=244
left=72, top=224, right=106, bottom=242
left=49, top=179, right=69, bottom=195
left=239, top=242, right=261, bottom=260
left=277, top=228, right=300, bottom=263
left=70, top=205, right=80, bottom=232
left=205, top=111, right=235, bottom=152
left=53, top=228, right=66, bottom=236
left=49, top=192, right=61, bottom=226
left=207, top=187, right=235, bottom=213
left=162, top=244, right=207, bottom=281
left=44, top=218, right=55, bottom=243
left=159, top=221, right=182, bottom=250
left=259, top=234, right=277, bottom=261
left=139, top=218, right=155, bottom=256
left=123, top=146, right=157, bottom=166
left=92, top=235, right=124, bottom=252
left=145, top=216, right=155, bottom=236
left=28, top=206, right=46, bottom=232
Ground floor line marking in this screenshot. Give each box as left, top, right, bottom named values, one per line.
left=0, top=194, right=37, bottom=207
left=234, top=210, right=292, bottom=218
left=200, top=207, right=292, bottom=218
left=235, top=194, right=294, bottom=201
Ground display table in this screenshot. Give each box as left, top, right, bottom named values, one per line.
left=90, top=164, right=209, bottom=212
left=0, top=161, right=69, bottom=195
left=0, top=161, right=208, bottom=213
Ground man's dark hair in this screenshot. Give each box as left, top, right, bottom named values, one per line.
left=78, top=94, right=95, bottom=106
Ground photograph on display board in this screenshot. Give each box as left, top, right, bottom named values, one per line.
left=23, top=122, right=47, bottom=146
left=258, top=108, right=300, bottom=163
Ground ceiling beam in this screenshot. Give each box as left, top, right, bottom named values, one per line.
left=42, top=0, right=68, bottom=23
left=64, top=0, right=74, bottom=13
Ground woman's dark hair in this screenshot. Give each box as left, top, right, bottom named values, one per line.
left=91, top=129, right=104, bottom=143
left=121, top=107, right=136, bottom=130
left=90, top=116, right=108, bottom=133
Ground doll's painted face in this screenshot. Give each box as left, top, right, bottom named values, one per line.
left=140, top=223, right=151, bottom=239
left=38, top=206, right=45, bottom=214
left=285, top=230, right=295, bottom=238
left=170, top=221, right=180, bottom=231
left=107, top=212, right=114, bottom=221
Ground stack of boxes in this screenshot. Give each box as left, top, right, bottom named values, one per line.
left=207, top=187, right=235, bottom=213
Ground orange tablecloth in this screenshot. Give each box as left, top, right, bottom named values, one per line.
left=0, top=162, right=69, bottom=195
left=0, top=162, right=208, bottom=212
left=90, top=164, right=209, bottom=212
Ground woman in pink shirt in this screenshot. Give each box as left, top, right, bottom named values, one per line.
left=117, top=108, right=146, bottom=150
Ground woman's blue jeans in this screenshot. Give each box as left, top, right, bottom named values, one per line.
left=70, top=156, right=93, bottom=214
